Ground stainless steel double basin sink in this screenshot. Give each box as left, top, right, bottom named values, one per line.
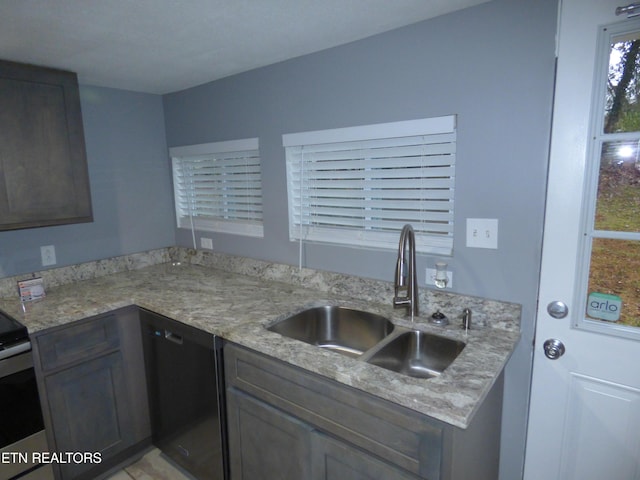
left=267, top=306, right=465, bottom=379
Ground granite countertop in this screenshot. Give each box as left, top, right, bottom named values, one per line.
left=0, top=261, right=520, bottom=429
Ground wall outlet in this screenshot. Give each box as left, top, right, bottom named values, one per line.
left=200, top=237, right=213, bottom=250
left=41, top=245, right=57, bottom=266
left=426, top=267, right=453, bottom=288
left=466, top=218, right=498, bottom=249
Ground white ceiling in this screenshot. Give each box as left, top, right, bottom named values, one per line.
left=0, top=0, right=490, bottom=95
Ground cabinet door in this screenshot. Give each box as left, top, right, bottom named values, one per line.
left=311, top=432, right=421, bottom=480
left=0, top=60, right=92, bottom=230
left=227, top=388, right=312, bottom=480
left=45, top=351, right=135, bottom=479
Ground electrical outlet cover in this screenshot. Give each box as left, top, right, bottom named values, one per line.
left=40, top=245, right=57, bottom=266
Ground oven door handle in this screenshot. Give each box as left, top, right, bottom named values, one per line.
left=0, top=340, right=30, bottom=360
left=0, top=342, right=33, bottom=376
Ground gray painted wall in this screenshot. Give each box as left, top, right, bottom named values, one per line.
left=164, top=0, right=558, bottom=478
left=0, top=86, right=174, bottom=278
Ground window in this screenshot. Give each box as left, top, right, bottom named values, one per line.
left=170, top=138, right=263, bottom=237
left=283, top=116, right=456, bottom=255
left=578, top=21, right=640, bottom=333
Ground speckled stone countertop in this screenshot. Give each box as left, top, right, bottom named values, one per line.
left=0, top=252, right=520, bottom=429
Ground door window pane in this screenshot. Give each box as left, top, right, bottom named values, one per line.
left=595, top=141, right=640, bottom=232
left=587, top=238, right=640, bottom=327
left=604, top=33, right=640, bottom=134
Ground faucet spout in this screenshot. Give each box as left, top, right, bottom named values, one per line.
left=393, top=224, right=419, bottom=319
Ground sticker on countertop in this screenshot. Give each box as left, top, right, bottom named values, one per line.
left=587, top=292, right=622, bottom=322
left=17, top=277, right=46, bottom=302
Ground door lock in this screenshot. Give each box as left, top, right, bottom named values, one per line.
left=543, top=339, right=566, bottom=360
left=547, top=301, right=569, bottom=319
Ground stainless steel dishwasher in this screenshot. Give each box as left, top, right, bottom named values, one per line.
left=140, top=308, right=228, bottom=479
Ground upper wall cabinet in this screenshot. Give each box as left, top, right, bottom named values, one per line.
left=0, top=60, right=92, bottom=230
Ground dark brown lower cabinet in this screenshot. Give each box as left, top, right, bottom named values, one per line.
left=227, top=389, right=312, bottom=479
left=310, top=432, right=421, bottom=480
left=225, top=343, right=503, bottom=480
left=44, top=352, right=132, bottom=479
left=32, top=307, right=150, bottom=480
left=227, top=387, right=420, bottom=480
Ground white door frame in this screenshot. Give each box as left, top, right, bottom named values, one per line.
left=524, top=1, right=640, bottom=478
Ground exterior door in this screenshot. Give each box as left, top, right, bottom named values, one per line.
left=524, top=1, right=640, bottom=479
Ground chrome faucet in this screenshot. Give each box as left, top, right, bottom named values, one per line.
left=393, top=224, right=418, bottom=319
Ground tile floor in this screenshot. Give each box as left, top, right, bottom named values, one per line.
left=105, top=449, right=191, bottom=480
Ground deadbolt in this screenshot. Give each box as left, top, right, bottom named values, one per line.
left=547, top=301, right=569, bottom=319
left=543, top=339, right=566, bottom=360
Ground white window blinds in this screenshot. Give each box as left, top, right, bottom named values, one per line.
left=170, top=138, right=264, bottom=237
left=283, top=116, right=456, bottom=255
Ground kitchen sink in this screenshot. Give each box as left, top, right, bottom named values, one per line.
left=267, top=306, right=465, bottom=378
left=363, top=330, right=465, bottom=379
left=267, top=306, right=395, bottom=358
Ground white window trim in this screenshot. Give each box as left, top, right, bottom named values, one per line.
left=575, top=21, right=640, bottom=339
left=170, top=138, right=264, bottom=240
left=282, top=116, right=455, bottom=148
left=283, top=116, right=456, bottom=256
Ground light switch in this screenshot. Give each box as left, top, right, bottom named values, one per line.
left=466, top=218, right=498, bottom=249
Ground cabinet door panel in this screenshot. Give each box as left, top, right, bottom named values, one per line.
left=227, top=388, right=312, bottom=480
left=312, top=432, right=421, bottom=480
left=0, top=60, right=92, bottom=230
left=45, top=351, right=134, bottom=479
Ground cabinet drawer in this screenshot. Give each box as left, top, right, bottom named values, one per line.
left=37, top=314, right=119, bottom=371
left=225, top=344, right=444, bottom=479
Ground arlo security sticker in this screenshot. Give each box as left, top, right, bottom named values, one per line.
left=586, top=292, right=622, bottom=322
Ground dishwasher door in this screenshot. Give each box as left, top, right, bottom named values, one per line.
left=140, top=309, right=227, bottom=480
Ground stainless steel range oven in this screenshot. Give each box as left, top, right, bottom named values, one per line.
left=0, top=310, right=53, bottom=480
